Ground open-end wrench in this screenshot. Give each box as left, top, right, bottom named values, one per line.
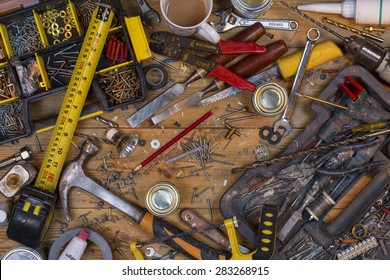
left=273, top=28, right=320, bottom=137
left=145, top=247, right=163, bottom=258
left=135, top=0, right=160, bottom=29
left=210, top=8, right=298, bottom=33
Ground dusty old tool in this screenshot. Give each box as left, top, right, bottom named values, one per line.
left=322, top=17, right=384, bottom=43
left=59, top=141, right=229, bottom=260
left=0, top=147, right=32, bottom=170
left=151, top=39, right=288, bottom=125
left=7, top=5, right=115, bottom=247
left=149, top=32, right=266, bottom=90
left=134, top=0, right=160, bottom=29
left=127, top=23, right=266, bottom=128
left=0, top=163, right=37, bottom=198
left=210, top=8, right=298, bottom=33
left=282, top=1, right=390, bottom=84
left=195, top=40, right=342, bottom=107
left=273, top=28, right=320, bottom=137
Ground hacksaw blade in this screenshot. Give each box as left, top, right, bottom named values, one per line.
left=194, top=66, right=280, bottom=107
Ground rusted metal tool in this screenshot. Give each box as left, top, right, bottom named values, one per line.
left=149, top=32, right=267, bottom=91
left=211, top=8, right=298, bottom=33
left=134, top=0, right=160, bottom=29
left=59, top=141, right=229, bottom=260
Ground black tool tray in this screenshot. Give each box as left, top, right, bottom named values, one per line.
left=220, top=65, right=390, bottom=247
left=0, top=0, right=146, bottom=145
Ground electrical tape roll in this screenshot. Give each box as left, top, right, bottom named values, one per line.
left=143, top=64, right=169, bottom=90
left=48, top=227, right=113, bottom=260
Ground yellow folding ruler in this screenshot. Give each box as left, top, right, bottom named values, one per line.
left=7, top=5, right=114, bottom=247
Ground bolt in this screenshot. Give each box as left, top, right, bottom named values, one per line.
left=224, top=124, right=241, bottom=139
left=78, top=211, right=92, bottom=225
left=91, top=218, right=104, bottom=228
left=363, top=26, right=386, bottom=33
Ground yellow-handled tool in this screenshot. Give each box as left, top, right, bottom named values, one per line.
left=277, top=40, right=343, bottom=79
left=7, top=5, right=114, bottom=247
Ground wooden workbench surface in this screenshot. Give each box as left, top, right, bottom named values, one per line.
left=0, top=0, right=388, bottom=260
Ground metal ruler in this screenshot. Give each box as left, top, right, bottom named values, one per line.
left=7, top=5, right=114, bottom=247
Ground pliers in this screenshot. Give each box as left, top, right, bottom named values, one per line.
left=149, top=32, right=267, bottom=91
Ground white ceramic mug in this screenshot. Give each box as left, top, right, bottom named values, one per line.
left=160, top=0, right=220, bottom=43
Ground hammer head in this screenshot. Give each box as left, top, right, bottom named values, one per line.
left=59, top=141, right=99, bottom=221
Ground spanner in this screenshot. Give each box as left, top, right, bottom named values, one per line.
left=135, top=0, right=160, bottom=29
left=210, top=8, right=298, bottom=33
left=273, top=28, right=320, bottom=137
left=145, top=247, right=163, bottom=258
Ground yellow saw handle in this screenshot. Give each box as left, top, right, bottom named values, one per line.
left=277, top=40, right=343, bottom=80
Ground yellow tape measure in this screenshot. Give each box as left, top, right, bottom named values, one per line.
left=6, top=5, right=114, bottom=247
left=36, top=6, right=114, bottom=192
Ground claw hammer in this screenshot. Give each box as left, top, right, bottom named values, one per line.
left=59, top=141, right=229, bottom=260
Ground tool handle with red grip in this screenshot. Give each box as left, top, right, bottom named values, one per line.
left=219, top=40, right=267, bottom=54
left=209, top=64, right=256, bottom=91
left=210, top=22, right=265, bottom=65
left=138, top=212, right=230, bottom=260
left=230, top=40, right=289, bottom=77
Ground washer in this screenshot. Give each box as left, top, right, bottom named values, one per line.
left=151, top=139, right=160, bottom=149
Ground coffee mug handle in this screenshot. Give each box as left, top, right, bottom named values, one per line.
left=197, top=22, right=220, bottom=44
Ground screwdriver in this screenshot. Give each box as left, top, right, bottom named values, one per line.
left=282, top=2, right=390, bottom=85
left=337, top=120, right=390, bottom=135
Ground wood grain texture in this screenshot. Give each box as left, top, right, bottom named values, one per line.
left=0, top=0, right=388, bottom=260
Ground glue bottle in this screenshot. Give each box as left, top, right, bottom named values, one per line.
left=297, top=0, right=390, bottom=25
left=58, top=229, right=89, bottom=260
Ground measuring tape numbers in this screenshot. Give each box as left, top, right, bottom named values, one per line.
left=7, top=5, right=114, bottom=247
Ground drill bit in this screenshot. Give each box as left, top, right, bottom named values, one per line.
left=281, top=2, right=349, bottom=43
left=74, top=132, right=114, bottom=145
left=322, top=17, right=384, bottom=43
left=231, top=129, right=390, bottom=173
left=93, top=116, right=118, bottom=128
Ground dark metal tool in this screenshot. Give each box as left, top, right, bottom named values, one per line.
left=149, top=32, right=266, bottom=91
left=134, top=0, right=160, bottom=29
left=59, top=141, right=229, bottom=260
left=0, top=147, right=32, bottom=170
left=127, top=23, right=266, bottom=128
left=282, top=1, right=390, bottom=85
left=211, top=8, right=298, bottom=33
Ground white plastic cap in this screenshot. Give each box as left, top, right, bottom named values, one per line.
left=298, top=0, right=356, bottom=18
left=105, top=128, right=119, bottom=142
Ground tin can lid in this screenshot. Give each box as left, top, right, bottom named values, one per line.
left=145, top=182, right=180, bottom=216
left=252, top=82, right=287, bottom=117
left=1, top=246, right=45, bottom=260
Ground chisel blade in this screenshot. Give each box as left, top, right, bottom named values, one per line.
left=127, top=83, right=186, bottom=128
left=151, top=90, right=206, bottom=125
left=194, top=66, right=280, bottom=107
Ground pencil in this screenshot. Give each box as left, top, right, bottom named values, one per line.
left=131, top=110, right=213, bottom=173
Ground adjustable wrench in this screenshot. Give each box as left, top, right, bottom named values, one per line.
left=273, top=28, right=320, bottom=137
left=134, top=0, right=160, bottom=29
left=211, top=8, right=298, bottom=33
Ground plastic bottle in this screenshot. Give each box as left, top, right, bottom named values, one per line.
left=58, top=230, right=89, bottom=260
left=297, top=0, right=390, bottom=25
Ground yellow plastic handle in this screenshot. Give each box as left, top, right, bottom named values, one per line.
left=130, top=241, right=145, bottom=260
left=277, top=40, right=343, bottom=80
left=224, top=218, right=255, bottom=260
